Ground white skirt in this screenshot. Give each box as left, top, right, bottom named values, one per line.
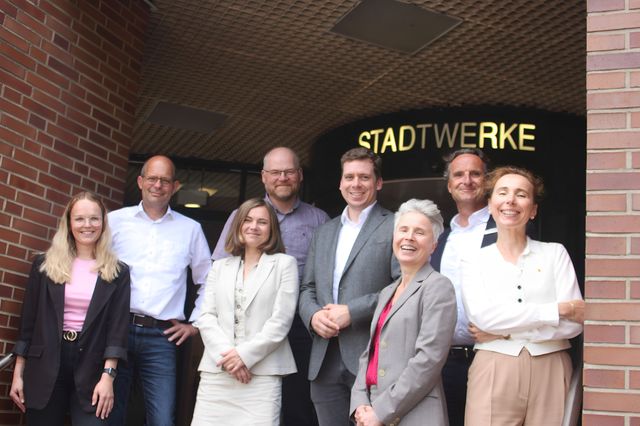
left=191, top=372, right=281, bottom=426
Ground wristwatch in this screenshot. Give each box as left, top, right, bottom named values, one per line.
left=103, top=367, right=117, bottom=378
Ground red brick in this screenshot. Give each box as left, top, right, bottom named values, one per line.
left=587, top=236, right=627, bottom=254
left=634, top=194, right=640, bottom=210
left=1, top=156, right=38, bottom=180
left=631, top=370, right=640, bottom=388
left=586, top=280, right=627, bottom=299
left=583, top=413, right=624, bottom=426
left=632, top=326, right=640, bottom=344
left=1, top=114, right=35, bottom=139
left=588, top=52, right=640, bottom=72
left=13, top=147, right=50, bottom=172
left=588, top=112, right=626, bottom=130
left=15, top=192, right=51, bottom=213
left=632, top=281, right=640, bottom=298
left=588, top=72, right=626, bottom=90
left=632, top=237, right=640, bottom=254
left=587, top=215, right=640, bottom=233
left=8, top=174, right=44, bottom=196
left=587, top=302, right=640, bottom=320
left=588, top=11, right=640, bottom=31
left=0, top=68, right=32, bottom=95
left=586, top=194, right=627, bottom=211
left=587, top=173, right=640, bottom=190
left=631, top=111, right=640, bottom=128
left=584, top=390, right=640, bottom=412
left=584, top=368, right=625, bottom=388
left=585, top=324, right=626, bottom=343
left=25, top=72, right=61, bottom=98
left=588, top=0, right=625, bottom=12
left=588, top=91, right=640, bottom=109
left=587, top=257, right=640, bottom=278
left=38, top=173, right=72, bottom=194
left=633, top=152, right=640, bottom=168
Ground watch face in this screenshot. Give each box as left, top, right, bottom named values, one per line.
left=104, top=368, right=117, bottom=378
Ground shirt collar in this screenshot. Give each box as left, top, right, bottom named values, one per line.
left=340, top=201, right=376, bottom=227
left=450, top=205, right=489, bottom=231
left=265, top=194, right=301, bottom=215
left=134, top=201, right=174, bottom=222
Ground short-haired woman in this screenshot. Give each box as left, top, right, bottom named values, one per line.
left=192, top=198, right=299, bottom=425
left=10, top=192, right=130, bottom=425
left=350, top=199, right=457, bottom=426
left=462, top=166, right=584, bottom=425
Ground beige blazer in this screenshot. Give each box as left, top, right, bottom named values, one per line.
left=350, top=263, right=456, bottom=426
left=195, top=253, right=298, bottom=376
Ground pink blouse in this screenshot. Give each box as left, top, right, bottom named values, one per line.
left=63, top=258, right=98, bottom=332
left=366, top=299, right=393, bottom=387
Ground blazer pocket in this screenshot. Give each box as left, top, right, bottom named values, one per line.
left=26, top=345, right=44, bottom=358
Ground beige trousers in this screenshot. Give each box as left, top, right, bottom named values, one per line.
left=465, top=349, right=572, bottom=426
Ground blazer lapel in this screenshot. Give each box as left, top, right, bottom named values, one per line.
left=82, top=276, right=116, bottom=334
left=221, top=256, right=241, bottom=308
left=243, top=254, right=276, bottom=309
left=342, top=204, right=387, bottom=275
left=384, top=263, right=435, bottom=326
left=47, top=279, right=65, bottom=337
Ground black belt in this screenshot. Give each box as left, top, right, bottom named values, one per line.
left=129, top=313, right=172, bottom=329
left=448, top=345, right=475, bottom=360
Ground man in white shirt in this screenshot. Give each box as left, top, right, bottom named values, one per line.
left=299, top=147, right=399, bottom=426
left=107, top=155, right=211, bottom=426
left=430, top=148, right=493, bottom=426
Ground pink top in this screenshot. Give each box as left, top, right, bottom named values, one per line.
left=366, top=299, right=393, bottom=387
left=63, top=258, right=98, bottom=332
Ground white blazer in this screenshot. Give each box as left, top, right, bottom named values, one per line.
left=195, top=252, right=298, bottom=376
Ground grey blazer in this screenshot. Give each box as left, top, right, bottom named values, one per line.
left=299, top=203, right=400, bottom=380
left=350, top=263, right=457, bottom=426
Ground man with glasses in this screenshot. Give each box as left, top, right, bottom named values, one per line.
left=212, top=146, right=329, bottom=425
left=108, top=155, right=212, bottom=426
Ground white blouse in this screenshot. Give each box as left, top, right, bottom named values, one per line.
left=461, top=238, right=583, bottom=356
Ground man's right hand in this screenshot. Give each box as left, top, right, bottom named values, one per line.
left=311, top=310, right=340, bottom=339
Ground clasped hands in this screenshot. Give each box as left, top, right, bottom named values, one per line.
left=217, top=348, right=252, bottom=384
left=354, top=405, right=383, bottom=426
left=310, top=304, right=351, bottom=339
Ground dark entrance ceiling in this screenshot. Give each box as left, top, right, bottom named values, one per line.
left=133, top=0, right=585, bottom=167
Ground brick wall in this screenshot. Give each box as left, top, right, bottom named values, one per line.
left=585, top=0, right=640, bottom=424
left=0, top=1, right=148, bottom=423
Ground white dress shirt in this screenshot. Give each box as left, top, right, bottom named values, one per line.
left=109, top=202, right=211, bottom=322
left=440, top=206, right=492, bottom=345
left=332, top=202, right=376, bottom=303
left=461, top=238, right=583, bottom=356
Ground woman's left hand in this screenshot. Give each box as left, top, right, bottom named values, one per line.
left=469, top=323, right=505, bottom=343
left=354, top=405, right=383, bottom=426
left=218, top=348, right=247, bottom=374
left=92, top=374, right=114, bottom=419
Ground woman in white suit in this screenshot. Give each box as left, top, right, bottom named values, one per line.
left=192, top=198, right=298, bottom=426
left=350, top=199, right=457, bottom=426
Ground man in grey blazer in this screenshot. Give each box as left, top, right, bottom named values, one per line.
left=299, top=147, right=400, bottom=426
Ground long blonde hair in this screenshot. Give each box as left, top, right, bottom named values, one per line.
left=41, top=192, right=121, bottom=283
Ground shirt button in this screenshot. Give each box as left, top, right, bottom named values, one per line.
left=518, top=298, right=522, bottom=303
left=517, top=285, right=522, bottom=290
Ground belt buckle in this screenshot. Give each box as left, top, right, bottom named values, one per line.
left=131, top=313, right=145, bottom=327
left=63, top=330, right=78, bottom=341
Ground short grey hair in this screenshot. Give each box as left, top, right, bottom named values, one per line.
left=394, top=198, right=444, bottom=241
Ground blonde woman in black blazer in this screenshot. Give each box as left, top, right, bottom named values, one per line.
left=10, top=192, right=130, bottom=425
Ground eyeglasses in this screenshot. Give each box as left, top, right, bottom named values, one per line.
left=262, top=168, right=299, bottom=178
left=142, top=175, right=174, bottom=186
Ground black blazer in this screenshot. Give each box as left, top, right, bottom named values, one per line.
left=12, top=255, right=130, bottom=411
